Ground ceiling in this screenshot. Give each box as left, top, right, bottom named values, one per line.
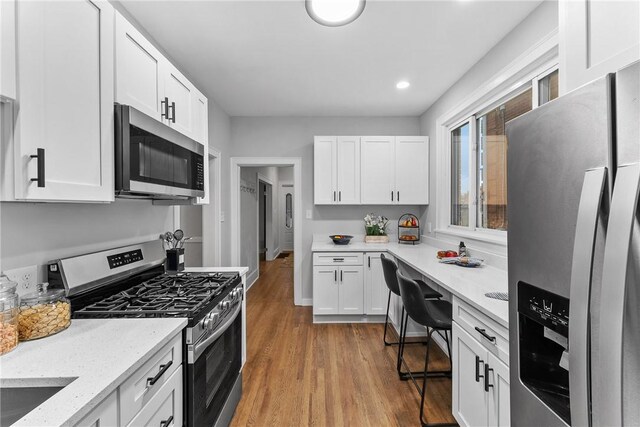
left=120, top=0, right=544, bottom=117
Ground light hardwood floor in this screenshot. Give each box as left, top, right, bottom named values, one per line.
left=231, top=257, right=456, bottom=427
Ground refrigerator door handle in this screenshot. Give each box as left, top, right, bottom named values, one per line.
left=594, top=162, right=640, bottom=427
left=568, top=167, right=607, bottom=427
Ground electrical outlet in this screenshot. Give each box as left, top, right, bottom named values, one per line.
left=3, top=265, right=38, bottom=296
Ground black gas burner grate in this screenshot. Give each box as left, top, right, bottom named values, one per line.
left=74, top=272, right=240, bottom=318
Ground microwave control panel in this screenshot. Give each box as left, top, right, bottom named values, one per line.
left=107, top=249, right=144, bottom=269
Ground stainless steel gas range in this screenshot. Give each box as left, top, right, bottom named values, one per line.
left=47, top=240, right=244, bottom=427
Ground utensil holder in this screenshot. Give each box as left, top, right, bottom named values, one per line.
left=166, top=248, right=185, bottom=273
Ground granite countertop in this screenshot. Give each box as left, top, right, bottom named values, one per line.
left=312, top=237, right=509, bottom=327
left=1, top=318, right=187, bottom=426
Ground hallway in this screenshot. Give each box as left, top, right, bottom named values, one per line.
left=231, top=256, right=455, bottom=426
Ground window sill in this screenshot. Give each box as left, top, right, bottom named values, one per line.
left=434, top=227, right=507, bottom=247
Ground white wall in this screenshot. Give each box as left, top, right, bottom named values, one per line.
left=419, top=0, right=558, bottom=255
left=229, top=116, right=421, bottom=302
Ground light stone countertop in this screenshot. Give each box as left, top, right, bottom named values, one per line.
left=1, top=318, right=187, bottom=426
left=312, top=237, right=509, bottom=327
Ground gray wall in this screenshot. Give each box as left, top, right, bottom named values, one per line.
left=419, top=0, right=558, bottom=251
left=229, top=116, right=422, bottom=302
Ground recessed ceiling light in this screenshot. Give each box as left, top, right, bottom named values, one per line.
left=306, top=0, right=366, bottom=27
left=396, top=81, right=410, bottom=89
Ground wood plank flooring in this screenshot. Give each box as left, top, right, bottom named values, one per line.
left=230, top=258, right=456, bottom=427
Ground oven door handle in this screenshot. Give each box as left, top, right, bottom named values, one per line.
left=189, top=302, right=242, bottom=364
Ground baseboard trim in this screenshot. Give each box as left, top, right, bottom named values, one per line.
left=301, top=298, right=313, bottom=306
left=246, top=271, right=259, bottom=291
left=313, top=314, right=386, bottom=324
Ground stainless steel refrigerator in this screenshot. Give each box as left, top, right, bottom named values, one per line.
left=506, top=61, right=639, bottom=426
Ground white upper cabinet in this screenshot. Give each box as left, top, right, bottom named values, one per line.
left=314, top=136, right=360, bottom=204
left=361, top=136, right=396, bottom=204
left=115, top=11, right=206, bottom=144
left=13, top=0, right=114, bottom=202
left=314, top=136, right=338, bottom=204
left=559, top=0, right=639, bottom=93
left=395, top=136, right=429, bottom=205
left=0, top=0, right=16, bottom=101
left=115, top=12, right=165, bottom=121
left=336, top=136, right=361, bottom=204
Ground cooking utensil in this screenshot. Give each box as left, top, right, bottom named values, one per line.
left=178, top=237, right=193, bottom=249
left=173, top=229, right=184, bottom=248
left=164, top=232, right=174, bottom=250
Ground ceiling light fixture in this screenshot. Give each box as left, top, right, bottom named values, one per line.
left=306, top=0, right=366, bottom=27
left=396, top=81, right=410, bottom=89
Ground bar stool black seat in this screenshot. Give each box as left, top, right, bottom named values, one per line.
left=380, top=254, right=442, bottom=346
left=397, top=271, right=455, bottom=427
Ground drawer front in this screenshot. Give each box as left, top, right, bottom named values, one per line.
left=120, top=333, right=182, bottom=425
left=453, top=297, right=509, bottom=365
left=127, top=364, right=183, bottom=427
left=313, top=252, right=363, bottom=266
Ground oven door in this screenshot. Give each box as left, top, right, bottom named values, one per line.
left=115, top=104, right=204, bottom=199
left=187, top=304, right=242, bottom=427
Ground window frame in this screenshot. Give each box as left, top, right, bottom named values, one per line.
left=434, top=32, right=559, bottom=248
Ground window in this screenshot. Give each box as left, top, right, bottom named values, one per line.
left=448, top=67, right=559, bottom=233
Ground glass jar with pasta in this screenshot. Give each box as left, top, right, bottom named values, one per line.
left=18, top=283, right=70, bottom=341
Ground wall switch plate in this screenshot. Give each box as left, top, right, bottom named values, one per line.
left=306, top=209, right=312, bottom=219
left=3, top=265, right=38, bottom=296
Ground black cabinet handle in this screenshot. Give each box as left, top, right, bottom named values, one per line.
left=397, top=191, right=400, bottom=202
left=146, top=360, right=173, bottom=386
left=475, top=327, right=496, bottom=343
left=160, top=415, right=174, bottom=427
left=339, top=191, right=341, bottom=202
left=475, top=355, right=484, bottom=383
left=333, top=191, right=336, bottom=202
left=334, top=270, right=337, bottom=282
left=340, top=270, right=343, bottom=282
left=368, top=256, right=371, bottom=268
left=391, top=191, right=394, bottom=202
left=169, top=101, right=176, bottom=123
left=161, top=97, right=170, bottom=119
left=333, top=258, right=344, bottom=262
left=484, top=364, right=494, bottom=392
left=30, top=148, right=45, bottom=187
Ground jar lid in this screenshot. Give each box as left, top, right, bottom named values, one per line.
left=0, top=275, right=17, bottom=294
left=21, top=283, right=66, bottom=304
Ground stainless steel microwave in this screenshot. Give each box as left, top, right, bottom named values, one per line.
left=115, top=104, right=205, bottom=200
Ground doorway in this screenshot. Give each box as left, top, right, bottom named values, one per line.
left=231, top=158, right=302, bottom=305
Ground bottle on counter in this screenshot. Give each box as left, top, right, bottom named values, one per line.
left=458, top=241, right=468, bottom=258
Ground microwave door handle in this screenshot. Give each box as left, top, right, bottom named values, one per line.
left=568, top=167, right=607, bottom=427
left=594, top=162, right=640, bottom=427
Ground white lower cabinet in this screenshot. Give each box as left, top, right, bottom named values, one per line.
left=313, top=266, right=340, bottom=315
left=337, top=266, right=364, bottom=314
left=364, top=252, right=387, bottom=315
left=452, top=317, right=510, bottom=427
left=313, top=253, right=364, bottom=316
left=73, top=332, right=184, bottom=427
left=75, top=390, right=118, bottom=427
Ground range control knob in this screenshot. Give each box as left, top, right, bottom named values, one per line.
left=207, top=313, right=219, bottom=330
left=203, top=317, right=212, bottom=330
left=222, top=301, right=231, bottom=310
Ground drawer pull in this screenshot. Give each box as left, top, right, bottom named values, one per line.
left=475, top=327, right=496, bottom=343
left=160, top=415, right=174, bottom=427
left=484, top=364, right=494, bottom=392
left=475, top=355, right=484, bottom=383
left=333, top=258, right=344, bottom=262
left=147, top=360, right=173, bottom=386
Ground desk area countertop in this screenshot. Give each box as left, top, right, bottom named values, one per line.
left=311, top=237, right=509, bottom=327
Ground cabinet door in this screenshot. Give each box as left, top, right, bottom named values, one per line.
left=560, top=0, right=639, bottom=93
left=338, top=266, right=364, bottom=314
left=452, top=322, right=489, bottom=427
left=361, top=136, right=395, bottom=204
left=193, top=91, right=209, bottom=205
left=0, top=0, right=16, bottom=101
left=75, top=391, right=118, bottom=427
left=314, top=136, right=337, bottom=204
left=364, top=252, right=387, bottom=315
left=128, top=365, right=183, bottom=427
left=487, top=353, right=510, bottom=427
left=15, top=0, right=114, bottom=202
left=164, top=63, right=195, bottom=139
left=313, top=266, right=339, bottom=315
left=336, top=136, right=360, bottom=204
left=395, top=136, right=429, bottom=205
left=115, top=11, right=165, bottom=121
